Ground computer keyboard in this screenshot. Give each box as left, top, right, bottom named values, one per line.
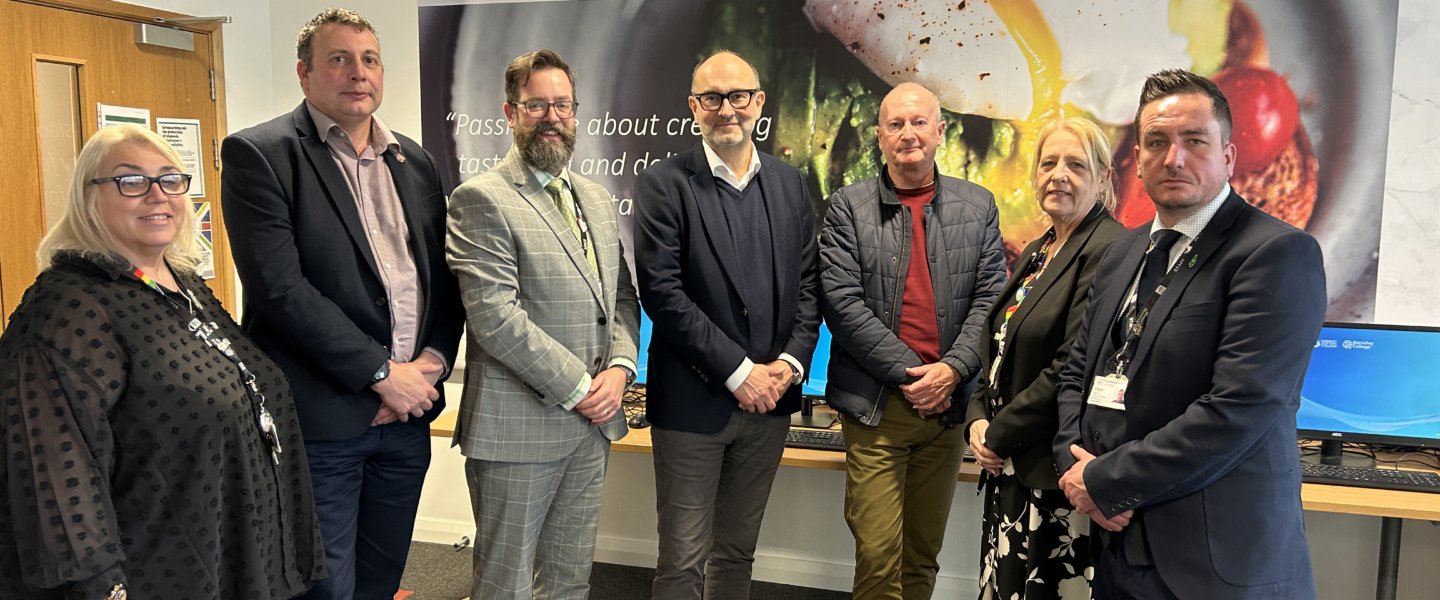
left=785, top=428, right=846, bottom=451
left=1300, top=462, right=1440, bottom=493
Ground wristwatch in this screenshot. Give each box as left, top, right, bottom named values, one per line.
left=785, top=361, right=802, bottom=385
left=370, top=361, right=391, bottom=385
left=618, top=365, right=637, bottom=389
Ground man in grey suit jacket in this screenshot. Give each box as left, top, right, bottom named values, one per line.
left=1054, top=70, right=1323, bottom=599
left=446, top=49, right=640, bottom=600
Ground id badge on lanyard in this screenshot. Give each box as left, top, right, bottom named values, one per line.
left=1087, top=373, right=1129, bottom=411
left=1090, top=238, right=1196, bottom=412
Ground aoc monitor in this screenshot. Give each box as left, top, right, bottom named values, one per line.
left=1298, top=322, right=1440, bottom=456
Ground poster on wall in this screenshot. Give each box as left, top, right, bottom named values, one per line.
left=98, top=103, right=150, bottom=129
left=155, top=117, right=206, bottom=196
left=420, top=0, right=1398, bottom=329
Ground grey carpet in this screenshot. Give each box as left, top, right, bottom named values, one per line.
left=398, top=541, right=851, bottom=599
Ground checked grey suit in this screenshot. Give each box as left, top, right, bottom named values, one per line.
left=446, top=147, right=639, bottom=598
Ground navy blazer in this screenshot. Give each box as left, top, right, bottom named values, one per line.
left=965, top=205, right=1125, bottom=489
left=220, top=103, right=464, bottom=441
left=1053, top=192, right=1324, bottom=599
left=634, top=143, right=821, bottom=434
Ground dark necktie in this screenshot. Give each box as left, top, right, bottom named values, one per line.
left=1116, top=231, right=1181, bottom=565
left=1136, top=229, right=1183, bottom=304
left=1110, top=229, right=1183, bottom=354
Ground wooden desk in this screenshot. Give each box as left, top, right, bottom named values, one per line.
left=1300, top=469, right=1440, bottom=600
left=431, top=410, right=1437, bottom=599
left=431, top=408, right=982, bottom=481
left=1301, top=481, right=1440, bottom=521
left=432, top=409, right=1438, bottom=514
left=612, top=423, right=988, bottom=481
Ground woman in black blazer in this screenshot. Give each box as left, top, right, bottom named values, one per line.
left=965, top=117, right=1128, bottom=599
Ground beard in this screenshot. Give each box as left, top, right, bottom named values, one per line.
left=700, top=118, right=753, bottom=151
left=517, top=121, right=576, bottom=174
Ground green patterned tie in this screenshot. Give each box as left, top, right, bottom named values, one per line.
left=545, top=178, right=597, bottom=273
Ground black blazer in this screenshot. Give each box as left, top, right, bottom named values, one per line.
left=965, top=205, right=1125, bottom=489
left=1053, top=192, right=1324, bottom=599
left=634, top=143, right=821, bottom=434
left=220, top=103, right=464, bottom=441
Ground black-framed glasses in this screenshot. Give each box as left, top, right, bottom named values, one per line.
left=511, top=100, right=578, bottom=118
left=691, top=89, right=760, bottom=111
left=91, top=173, right=193, bottom=197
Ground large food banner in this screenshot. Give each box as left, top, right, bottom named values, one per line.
left=420, top=0, right=1397, bottom=386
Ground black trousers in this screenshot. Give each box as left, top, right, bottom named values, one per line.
left=1093, top=528, right=1180, bottom=600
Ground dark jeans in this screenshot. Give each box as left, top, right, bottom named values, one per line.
left=296, top=421, right=431, bottom=600
left=650, top=409, right=790, bottom=600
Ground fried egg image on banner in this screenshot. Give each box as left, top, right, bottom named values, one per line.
left=804, top=0, right=1191, bottom=124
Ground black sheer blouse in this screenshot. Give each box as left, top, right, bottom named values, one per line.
left=0, top=252, right=325, bottom=599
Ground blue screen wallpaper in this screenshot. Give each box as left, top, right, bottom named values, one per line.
left=636, top=313, right=833, bottom=397
left=1298, top=325, right=1440, bottom=442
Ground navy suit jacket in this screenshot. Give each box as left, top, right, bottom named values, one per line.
left=634, top=143, right=821, bottom=434
left=220, top=103, right=464, bottom=441
left=1054, top=192, right=1324, bottom=599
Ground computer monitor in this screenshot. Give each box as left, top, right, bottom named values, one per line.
left=636, top=314, right=834, bottom=426
left=1298, top=322, right=1440, bottom=464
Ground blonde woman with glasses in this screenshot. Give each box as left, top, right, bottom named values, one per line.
left=0, top=125, right=324, bottom=599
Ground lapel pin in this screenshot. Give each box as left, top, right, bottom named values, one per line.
left=395, top=152, right=406, bottom=163
left=1188, top=255, right=1198, bottom=268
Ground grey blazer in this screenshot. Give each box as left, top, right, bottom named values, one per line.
left=446, top=148, right=640, bottom=462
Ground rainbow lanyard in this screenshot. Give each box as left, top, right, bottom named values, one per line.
left=986, top=231, right=1054, bottom=391
left=131, top=266, right=158, bottom=289
left=130, top=265, right=283, bottom=465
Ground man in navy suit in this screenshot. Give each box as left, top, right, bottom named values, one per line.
left=220, top=9, right=462, bottom=599
left=1053, top=69, right=1324, bottom=599
left=634, top=50, right=821, bottom=599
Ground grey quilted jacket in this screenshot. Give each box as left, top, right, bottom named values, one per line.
left=819, top=169, right=1006, bottom=426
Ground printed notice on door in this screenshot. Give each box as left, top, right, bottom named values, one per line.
left=155, top=117, right=205, bottom=197
left=98, top=103, right=149, bottom=129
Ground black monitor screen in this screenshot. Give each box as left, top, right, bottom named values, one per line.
left=1298, top=322, right=1440, bottom=449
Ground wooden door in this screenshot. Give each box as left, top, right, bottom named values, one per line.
left=0, top=0, right=232, bottom=330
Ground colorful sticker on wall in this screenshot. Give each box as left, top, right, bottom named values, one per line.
left=194, top=200, right=214, bottom=279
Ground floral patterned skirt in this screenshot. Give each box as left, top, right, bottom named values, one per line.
left=977, top=467, right=1093, bottom=600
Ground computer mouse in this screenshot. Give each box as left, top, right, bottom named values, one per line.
left=628, top=413, right=649, bottom=429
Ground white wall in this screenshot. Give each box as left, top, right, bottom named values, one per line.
left=137, top=0, right=1440, bottom=597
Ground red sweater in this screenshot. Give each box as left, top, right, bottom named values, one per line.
left=897, top=183, right=941, bottom=363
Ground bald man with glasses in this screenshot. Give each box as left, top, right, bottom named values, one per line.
left=633, top=50, right=820, bottom=599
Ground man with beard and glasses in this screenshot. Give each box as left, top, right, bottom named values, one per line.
left=634, top=50, right=820, bottom=599
left=446, top=48, right=640, bottom=600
